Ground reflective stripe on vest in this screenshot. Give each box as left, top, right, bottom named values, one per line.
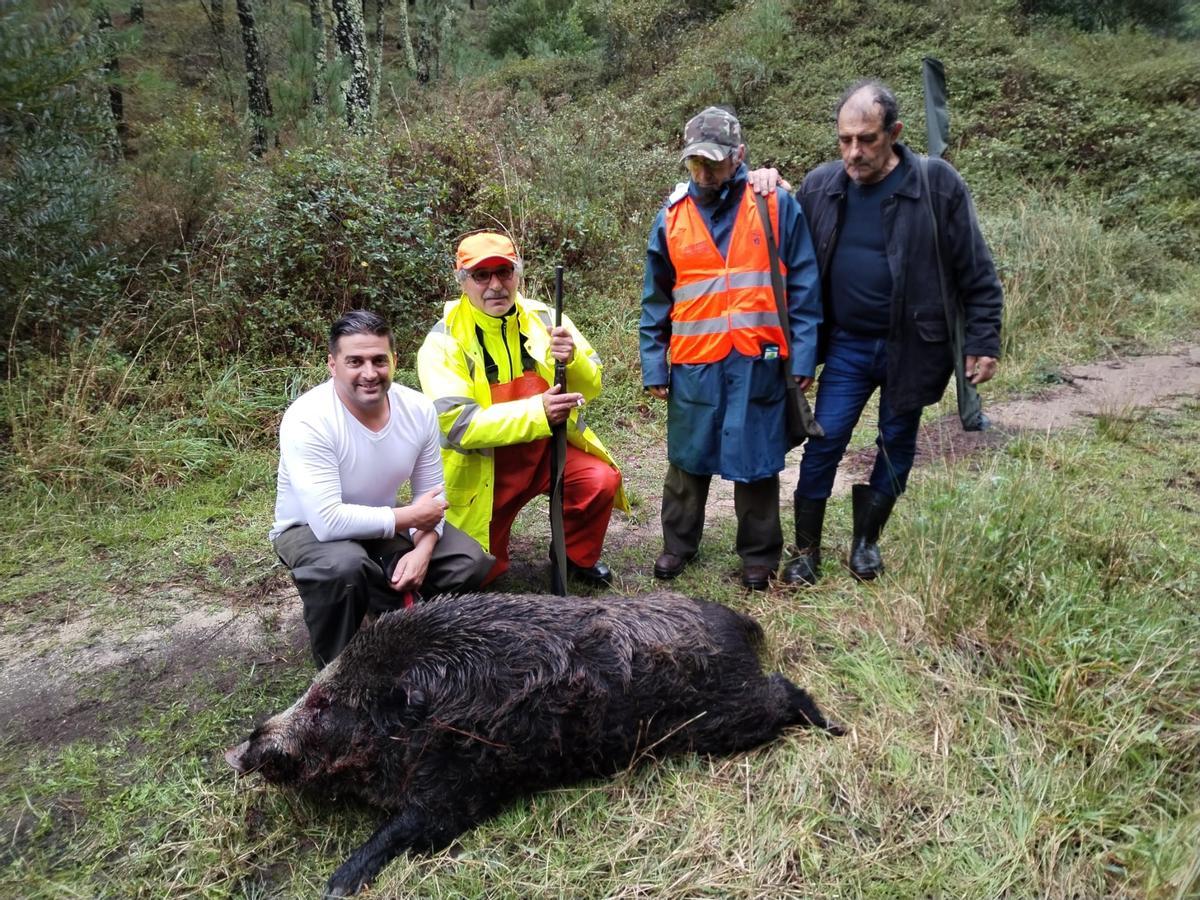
left=665, top=190, right=788, bottom=364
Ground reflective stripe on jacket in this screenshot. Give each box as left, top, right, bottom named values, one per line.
left=665, top=189, right=787, bottom=364
left=416, top=293, right=628, bottom=550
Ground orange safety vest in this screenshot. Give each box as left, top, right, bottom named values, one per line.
left=664, top=189, right=788, bottom=364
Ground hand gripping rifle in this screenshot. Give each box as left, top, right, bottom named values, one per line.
left=548, top=265, right=569, bottom=596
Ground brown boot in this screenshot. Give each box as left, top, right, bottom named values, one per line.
left=653, top=551, right=694, bottom=580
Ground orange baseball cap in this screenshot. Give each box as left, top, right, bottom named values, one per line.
left=456, top=232, right=520, bottom=271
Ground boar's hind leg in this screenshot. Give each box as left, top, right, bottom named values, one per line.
left=324, top=805, right=464, bottom=898
left=775, top=674, right=845, bottom=737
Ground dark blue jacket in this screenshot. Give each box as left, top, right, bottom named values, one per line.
left=798, top=144, right=1003, bottom=414
left=640, top=166, right=822, bottom=481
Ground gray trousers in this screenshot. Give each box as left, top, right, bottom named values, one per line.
left=661, top=464, right=782, bottom=569
left=274, top=523, right=494, bottom=668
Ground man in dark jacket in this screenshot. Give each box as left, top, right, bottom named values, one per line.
left=641, top=106, right=822, bottom=590
left=753, top=80, right=1003, bottom=584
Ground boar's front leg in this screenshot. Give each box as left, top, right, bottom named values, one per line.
left=323, top=804, right=466, bottom=898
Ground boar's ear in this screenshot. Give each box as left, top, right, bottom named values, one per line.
left=225, top=741, right=251, bottom=773
left=368, top=683, right=427, bottom=734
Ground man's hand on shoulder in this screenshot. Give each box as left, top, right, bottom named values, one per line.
left=542, top=383, right=584, bottom=425
left=395, top=488, right=447, bottom=532
left=747, top=167, right=793, bottom=196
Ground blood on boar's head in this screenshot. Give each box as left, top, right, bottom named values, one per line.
left=224, top=675, right=401, bottom=803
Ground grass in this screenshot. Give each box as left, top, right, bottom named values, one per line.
left=3, top=400, right=1198, bottom=897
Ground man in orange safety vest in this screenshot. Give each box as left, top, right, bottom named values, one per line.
left=640, top=106, right=822, bottom=590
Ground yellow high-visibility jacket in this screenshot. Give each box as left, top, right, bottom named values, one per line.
left=416, top=292, right=628, bottom=550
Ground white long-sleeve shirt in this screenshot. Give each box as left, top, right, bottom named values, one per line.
left=269, top=380, right=445, bottom=543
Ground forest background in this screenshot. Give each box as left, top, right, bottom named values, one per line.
left=2, top=0, right=1200, bottom=895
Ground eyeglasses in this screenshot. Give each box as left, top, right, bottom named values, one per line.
left=468, top=265, right=515, bottom=285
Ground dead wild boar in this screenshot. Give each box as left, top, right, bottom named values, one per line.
left=226, top=591, right=842, bottom=897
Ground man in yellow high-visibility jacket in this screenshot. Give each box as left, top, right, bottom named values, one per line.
left=418, top=232, right=628, bottom=587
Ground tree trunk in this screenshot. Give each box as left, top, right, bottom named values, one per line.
left=396, top=0, right=416, bottom=73
left=330, top=0, right=371, bottom=127
left=309, top=0, right=326, bottom=105
left=368, top=0, right=384, bottom=113
left=96, top=5, right=128, bottom=156
left=235, top=0, right=274, bottom=156
left=433, top=0, right=453, bottom=81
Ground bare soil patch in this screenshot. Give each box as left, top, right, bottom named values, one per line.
left=2, top=345, right=1197, bottom=755
left=0, top=587, right=308, bottom=752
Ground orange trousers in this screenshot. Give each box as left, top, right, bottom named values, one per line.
left=484, top=371, right=621, bottom=584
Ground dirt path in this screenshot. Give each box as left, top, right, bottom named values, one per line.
left=610, top=343, right=1200, bottom=536
left=2, top=344, right=1198, bottom=749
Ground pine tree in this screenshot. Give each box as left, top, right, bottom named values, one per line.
left=235, top=0, right=274, bottom=155
left=330, top=0, right=371, bottom=127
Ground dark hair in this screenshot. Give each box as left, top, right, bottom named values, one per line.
left=835, top=79, right=900, bottom=131
left=328, top=309, right=393, bottom=355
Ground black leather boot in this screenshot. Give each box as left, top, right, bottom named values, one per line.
left=849, top=484, right=896, bottom=580
left=781, top=497, right=827, bottom=585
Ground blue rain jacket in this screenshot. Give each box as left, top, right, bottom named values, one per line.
left=640, top=166, right=822, bottom=481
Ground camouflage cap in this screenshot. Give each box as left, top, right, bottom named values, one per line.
left=680, top=106, right=743, bottom=162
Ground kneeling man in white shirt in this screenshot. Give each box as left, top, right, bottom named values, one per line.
left=271, top=310, right=493, bottom=667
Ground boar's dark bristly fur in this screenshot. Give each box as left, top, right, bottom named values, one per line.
left=226, top=591, right=842, bottom=897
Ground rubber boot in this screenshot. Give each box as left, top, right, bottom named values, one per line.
left=849, top=484, right=896, bottom=581
left=781, top=497, right=827, bottom=585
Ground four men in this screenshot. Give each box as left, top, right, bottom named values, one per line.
left=270, top=81, right=1003, bottom=644
left=639, top=106, right=821, bottom=590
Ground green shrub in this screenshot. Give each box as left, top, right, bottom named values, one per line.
left=586, top=0, right=737, bottom=80
left=1019, top=0, right=1194, bottom=35
left=0, top=1, right=132, bottom=351
left=959, top=33, right=1200, bottom=255
left=195, top=137, right=468, bottom=359
left=485, top=0, right=599, bottom=58
left=122, top=101, right=239, bottom=251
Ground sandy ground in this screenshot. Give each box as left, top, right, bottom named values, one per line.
left=2, top=344, right=1198, bottom=748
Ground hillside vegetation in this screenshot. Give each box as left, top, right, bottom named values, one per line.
left=3, top=0, right=1199, bottom=498
left=2, top=0, right=1199, bottom=896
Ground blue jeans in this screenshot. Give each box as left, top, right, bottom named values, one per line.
left=796, top=328, right=924, bottom=500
